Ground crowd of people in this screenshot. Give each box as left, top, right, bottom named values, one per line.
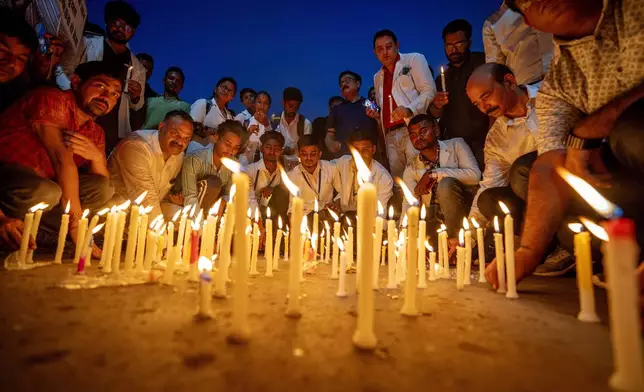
left=0, top=0, right=642, bottom=293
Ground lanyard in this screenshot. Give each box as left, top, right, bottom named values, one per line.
left=302, top=167, right=322, bottom=198
left=254, top=168, right=278, bottom=191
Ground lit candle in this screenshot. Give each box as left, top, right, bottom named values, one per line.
left=388, top=94, right=393, bottom=120
left=319, top=229, right=325, bottom=264
left=98, top=206, right=115, bottom=269
left=417, top=205, right=427, bottom=289
left=373, top=201, right=385, bottom=290
left=197, top=256, right=213, bottom=318
left=426, top=242, right=436, bottom=281
left=569, top=222, right=599, bottom=323
left=188, top=211, right=203, bottom=282
left=123, top=65, right=133, bottom=93
left=17, top=205, right=37, bottom=265
left=215, top=192, right=235, bottom=298
left=111, top=210, right=128, bottom=274
left=352, top=147, right=377, bottom=350
left=300, top=217, right=308, bottom=281
left=346, top=217, right=354, bottom=269
left=272, top=216, right=284, bottom=271
left=471, top=218, right=486, bottom=283
left=336, top=239, right=347, bottom=298
left=143, top=219, right=161, bottom=271
left=396, top=216, right=407, bottom=284
left=124, top=192, right=147, bottom=273
left=25, top=203, right=48, bottom=264
left=72, top=209, right=90, bottom=264
left=221, top=158, right=251, bottom=343
left=284, top=228, right=290, bottom=262
left=312, top=199, right=319, bottom=262
left=134, top=207, right=152, bottom=273
left=204, top=203, right=219, bottom=258
left=463, top=217, right=472, bottom=285
left=245, top=224, right=252, bottom=267
left=103, top=201, right=129, bottom=273
left=77, top=223, right=104, bottom=274
left=324, top=221, right=331, bottom=263
left=499, top=202, right=518, bottom=299
left=456, top=229, right=465, bottom=291
left=54, top=201, right=71, bottom=264
left=397, top=179, right=419, bottom=317
left=493, top=216, right=506, bottom=294
left=156, top=224, right=166, bottom=266
left=83, top=208, right=108, bottom=267
left=176, top=205, right=191, bottom=260
left=381, top=240, right=387, bottom=266
left=265, top=207, right=274, bottom=277
left=440, top=66, right=447, bottom=92
left=329, top=209, right=341, bottom=279
left=161, top=211, right=180, bottom=285
left=439, top=223, right=449, bottom=278
left=387, top=206, right=397, bottom=289
left=281, top=166, right=303, bottom=318
left=249, top=208, right=260, bottom=276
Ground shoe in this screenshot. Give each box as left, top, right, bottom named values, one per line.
left=533, top=247, right=575, bottom=277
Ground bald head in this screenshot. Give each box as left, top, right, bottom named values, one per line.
left=466, top=63, right=519, bottom=119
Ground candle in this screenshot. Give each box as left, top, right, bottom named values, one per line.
left=351, top=147, right=377, bottom=350
left=493, top=216, right=506, bottom=294
left=245, top=224, right=253, bottom=267
left=72, top=209, right=90, bottom=264
left=221, top=158, right=251, bottom=343
left=156, top=224, right=166, bottom=266
left=312, top=199, right=319, bottom=261
left=426, top=242, right=436, bottom=281
left=569, top=222, right=599, bottom=323
left=143, top=219, right=160, bottom=271
left=176, top=204, right=191, bottom=261
left=205, top=204, right=219, bottom=258
left=197, top=256, right=213, bottom=318
left=103, top=201, right=129, bottom=272
left=161, top=211, right=180, bottom=284
left=463, top=217, right=472, bottom=285
left=265, top=208, right=274, bottom=277
left=17, top=205, right=38, bottom=265
left=123, top=65, right=133, bottom=93
left=77, top=223, right=104, bottom=274
left=417, top=205, right=427, bottom=289
left=388, top=94, right=393, bottom=120
left=397, top=179, right=419, bottom=317
left=98, top=206, right=115, bottom=268
left=439, top=224, right=449, bottom=278
left=182, top=208, right=194, bottom=266
left=25, top=203, right=48, bottom=264
left=329, top=209, right=341, bottom=279
left=440, top=66, right=446, bottom=92
left=188, top=211, right=203, bottom=282
left=54, top=201, right=71, bottom=264
left=83, top=208, right=108, bottom=267
left=324, top=221, right=331, bottom=263
left=346, top=218, right=354, bottom=269
left=396, top=216, right=407, bottom=284
left=319, top=230, right=325, bottom=263
left=124, top=192, right=147, bottom=273
left=471, top=218, right=486, bottom=283
left=387, top=206, right=396, bottom=289
left=499, top=202, right=518, bottom=299
left=215, top=202, right=235, bottom=298
left=456, top=229, right=465, bottom=291
left=134, top=207, right=152, bottom=273
left=300, top=217, right=308, bottom=281
left=273, top=216, right=284, bottom=271
left=281, top=166, right=303, bottom=318
left=284, top=228, right=290, bottom=261
left=381, top=241, right=387, bottom=266
left=373, top=201, right=385, bottom=290
left=249, top=208, right=260, bottom=276
left=336, top=240, right=347, bottom=298
left=111, top=210, right=127, bottom=274
left=200, top=213, right=211, bottom=260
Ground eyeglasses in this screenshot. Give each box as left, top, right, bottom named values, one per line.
left=111, top=19, right=134, bottom=33
left=219, top=84, right=234, bottom=96
left=339, top=77, right=356, bottom=86
left=444, top=40, right=468, bottom=52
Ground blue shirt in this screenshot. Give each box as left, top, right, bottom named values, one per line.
left=326, top=97, right=379, bottom=158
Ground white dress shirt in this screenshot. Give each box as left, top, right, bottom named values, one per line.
left=244, top=159, right=282, bottom=212
left=108, top=129, right=183, bottom=219
left=402, top=138, right=481, bottom=213
left=287, top=160, right=341, bottom=215
left=373, top=52, right=437, bottom=122
left=274, top=112, right=312, bottom=149
left=469, top=84, right=540, bottom=223
left=190, top=98, right=234, bottom=130
left=332, top=155, right=393, bottom=213
left=483, top=5, right=554, bottom=85
left=235, top=109, right=253, bottom=124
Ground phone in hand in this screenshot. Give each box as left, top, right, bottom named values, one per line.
left=363, top=99, right=380, bottom=113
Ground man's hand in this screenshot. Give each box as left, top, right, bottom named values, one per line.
left=391, top=107, right=413, bottom=122
left=447, top=238, right=458, bottom=264
left=64, top=131, right=103, bottom=162
left=248, top=124, right=260, bottom=135
left=0, top=216, right=36, bottom=251
left=564, top=148, right=611, bottom=188
left=432, top=92, right=449, bottom=110
left=260, top=187, right=273, bottom=199
left=128, top=80, right=142, bottom=101
left=485, top=246, right=533, bottom=290
left=254, top=111, right=268, bottom=126
left=166, top=193, right=184, bottom=206
left=414, top=171, right=436, bottom=197
left=365, top=107, right=379, bottom=120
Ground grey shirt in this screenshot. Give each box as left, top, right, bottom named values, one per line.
left=181, top=146, right=234, bottom=207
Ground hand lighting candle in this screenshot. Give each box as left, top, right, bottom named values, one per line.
left=280, top=165, right=304, bottom=319
left=471, top=218, right=486, bottom=283
left=54, top=201, right=71, bottom=264
left=499, top=202, right=518, bottom=299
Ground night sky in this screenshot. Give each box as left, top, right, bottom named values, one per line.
left=87, top=0, right=501, bottom=118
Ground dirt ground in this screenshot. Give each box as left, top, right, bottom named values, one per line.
left=0, top=256, right=615, bottom=392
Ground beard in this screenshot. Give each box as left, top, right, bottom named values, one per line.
left=447, top=49, right=469, bottom=65
left=85, top=98, right=111, bottom=117
left=106, top=29, right=129, bottom=45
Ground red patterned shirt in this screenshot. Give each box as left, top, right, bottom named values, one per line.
left=0, top=87, right=106, bottom=179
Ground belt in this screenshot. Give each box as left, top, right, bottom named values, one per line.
left=385, top=123, right=406, bottom=133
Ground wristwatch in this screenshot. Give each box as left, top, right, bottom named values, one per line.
left=564, top=131, right=604, bottom=150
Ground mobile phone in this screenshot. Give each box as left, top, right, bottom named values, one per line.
left=363, top=99, right=380, bottom=112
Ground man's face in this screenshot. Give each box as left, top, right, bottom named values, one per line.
left=106, top=18, right=135, bottom=44
left=368, top=88, right=376, bottom=103
left=467, top=73, right=518, bottom=118
left=255, top=93, right=270, bottom=114
left=241, top=91, right=256, bottom=111
left=339, top=74, right=360, bottom=100
left=164, top=71, right=184, bottom=96
left=520, top=0, right=588, bottom=37
left=139, top=59, right=153, bottom=81
left=374, top=36, right=399, bottom=68
left=260, top=139, right=283, bottom=163
left=351, top=140, right=376, bottom=165
left=158, top=116, right=193, bottom=156
left=0, top=33, right=31, bottom=83
left=215, top=81, right=235, bottom=105
left=408, top=120, right=438, bottom=151
left=214, top=131, right=242, bottom=159
left=283, top=99, right=301, bottom=117
left=298, top=145, right=321, bottom=172
left=74, top=75, right=122, bottom=117
left=444, top=31, right=470, bottom=65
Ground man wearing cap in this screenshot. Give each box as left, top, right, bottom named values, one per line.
left=271, top=87, right=312, bottom=156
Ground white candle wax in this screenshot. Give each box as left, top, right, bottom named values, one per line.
left=72, top=213, right=89, bottom=264
left=197, top=257, right=213, bottom=318
left=143, top=229, right=157, bottom=271
left=82, top=214, right=101, bottom=267
left=249, top=220, right=260, bottom=276
left=102, top=211, right=117, bottom=273
left=336, top=250, right=347, bottom=297
left=387, top=219, right=396, bottom=289
left=440, top=66, right=447, bottom=92
left=331, top=221, right=340, bottom=279
left=400, top=206, right=419, bottom=317
left=176, top=212, right=188, bottom=260
left=182, top=218, right=193, bottom=265
left=123, top=206, right=140, bottom=273
left=286, top=196, right=303, bottom=318
left=504, top=212, right=518, bottom=299
left=572, top=230, right=599, bottom=322
left=54, top=211, right=70, bottom=264
left=381, top=245, right=386, bottom=266
left=134, top=212, right=148, bottom=273
left=284, top=232, right=289, bottom=261
left=26, top=207, right=45, bottom=264
left=396, top=228, right=407, bottom=284
left=265, top=215, right=273, bottom=277
left=373, top=216, right=384, bottom=290
left=312, top=203, right=319, bottom=261
left=464, top=228, right=472, bottom=285
left=429, top=250, right=437, bottom=281
left=440, top=230, right=449, bottom=278
left=456, top=244, right=465, bottom=291
left=161, top=221, right=176, bottom=284
left=417, top=218, right=427, bottom=289
left=273, top=228, right=283, bottom=271
left=476, top=227, right=486, bottom=283
left=98, top=211, right=114, bottom=268
left=123, top=65, right=133, bottom=93
left=229, top=170, right=251, bottom=343
left=325, top=226, right=331, bottom=263
left=214, top=207, right=235, bottom=298
left=494, top=232, right=506, bottom=294
left=205, top=216, right=217, bottom=259
left=18, top=210, right=34, bottom=265
left=347, top=226, right=354, bottom=269
left=111, top=211, right=127, bottom=274
left=199, top=217, right=210, bottom=259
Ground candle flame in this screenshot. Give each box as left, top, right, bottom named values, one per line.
left=324, top=221, right=330, bottom=231
left=171, top=210, right=181, bottom=222
left=29, top=202, right=47, bottom=212
left=117, top=199, right=131, bottom=211
left=556, top=167, right=622, bottom=219
left=64, top=201, right=71, bottom=214
left=92, top=222, right=105, bottom=234
left=229, top=184, right=237, bottom=200
left=388, top=205, right=394, bottom=220
left=143, top=205, right=154, bottom=215
left=580, top=217, right=608, bottom=241
left=568, top=223, right=583, bottom=234
left=211, top=199, right=221, bottom=216
left=345, top=216, right=352, bottom=227
left=320, top=230, right=325, bottom=237
left=134, top=191, right=148, bottom=205
left=425, top=241, right=433, bottom=252
left=181, top=204, right=191, bottom=215
left=279, top=165, right=300, bottom=197
left=383, top=240, right=388, bottom=246
left=158, top=223, right=167, bottom=235
left=254, top=207, right=260, bottom=222
left=198, top=256, right=212, bottom=271
left=337, top=238, right=345, bottom=252
left=498, top=201, right=510, bottom=215
left=221, top=157, right=241, bottom=173
left=97, top=207, right=110, bottom=217
left=463, top=217, right=470, bottom=230
left=436, top=228, right=443, bottom=233
left=459, top=228, right=464, bottom=246
left=350, top=146, right=372, bottom=183
left=440, top=223, right=446, bottom=231
left=149, top=215, right=162, bottom=229
left=328, top=208, right=340, bottom=222
left=82, top=209, right=89, bottom=219
left=301, top=215, right=308, bottom=233
left=441, top=66, right=444, bottom=74
left=471, top=218, right=480, bottom=229
left=246, top=225, right=252, bottom=235
left=402, top=214, right=408, bottom=228
left=396, top=177, right=418, bottom=206
left=494, top=216, right=500, bottom=233
left=377, top=201, right=384, bottom=216
left=267, top=207, right=271, bottom=219
left=314, top=198, right=319, bottom=213
left=420, top=204, right=426, bottom=220
left=192, top=210, right=203, bottom=230
left=278, top=215, right=283, bottom=229
left=247, top=207, right=252, bottom=218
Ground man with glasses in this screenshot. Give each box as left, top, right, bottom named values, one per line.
left=429, top=19, right=490, bottom=170
left=325, top=71, right=380, bottom=161
left=58, top=0, right=146, bottom=154
left=369, top=29, right=436, bottom=180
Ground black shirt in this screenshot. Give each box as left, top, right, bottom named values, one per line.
left=434, top=51, right=489, bottom=170
left=326, top=97, right=379, bottom=158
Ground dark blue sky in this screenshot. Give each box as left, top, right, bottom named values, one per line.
left=87, top=0, right=501, bottom=118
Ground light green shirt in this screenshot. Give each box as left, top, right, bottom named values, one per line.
left=181, top=146, right=234, bottom=208
left=142, top=96, right=191, bottom=130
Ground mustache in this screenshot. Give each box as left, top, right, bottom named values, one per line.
left=91, top=98, right=109, bottom=108
left=485, top=106, right=500, bottom=115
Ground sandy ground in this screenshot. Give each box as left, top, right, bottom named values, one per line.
left=0, top=255, right=615, bottom=392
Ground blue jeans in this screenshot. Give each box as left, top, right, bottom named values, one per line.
left=435, top=177, right=478, bottom=238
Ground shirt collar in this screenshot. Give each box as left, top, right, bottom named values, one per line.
left=553, top=0, right=611, bottom=46
left=281, top=111, right=300, bottom=127
left=500, top=83, right=540, bottom=126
